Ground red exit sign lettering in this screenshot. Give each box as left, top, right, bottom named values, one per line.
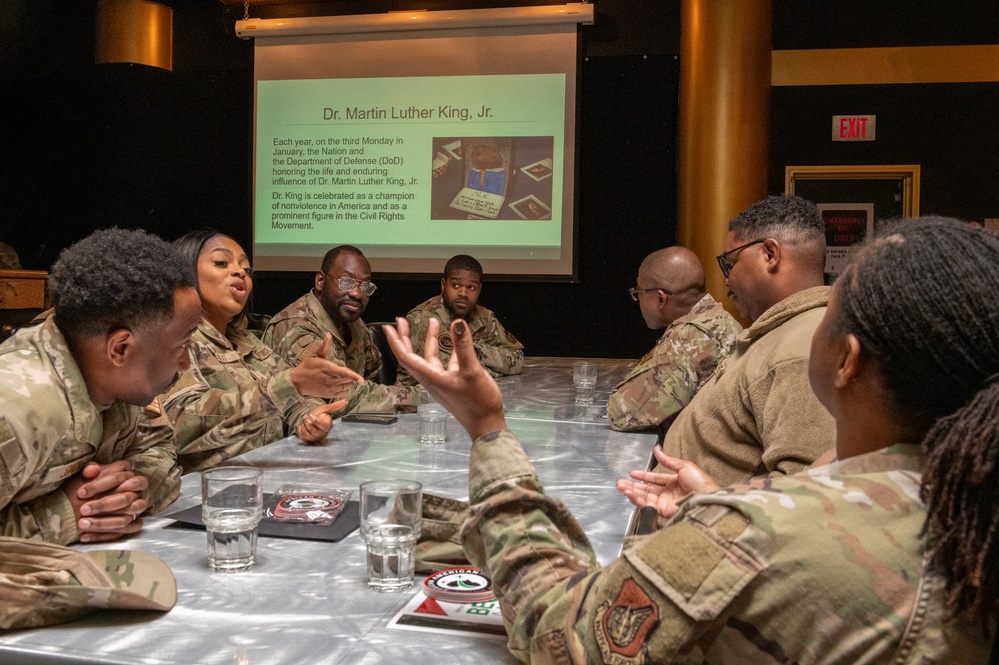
left=832, top=115, right=876, bottom=141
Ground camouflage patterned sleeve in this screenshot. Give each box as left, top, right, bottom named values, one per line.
left=751, top=359, right=836, bottom=476
left=349, top=382, right=417, bottom=414
left=156, top=349, right=327, bottom=473
left=473, top=315, right=524, bottom=377
left=607, top=346, right=697, bottom=432
left=0, top=433, right=78, bottom=544
left=262, top=317, right=324, bottom=366
left=360, top=326, right=383, bottom=381
left=126, top=404, right=182, bottom=514
left=394, top=309, right=433, bottom=388
left=461, top=430, right=762, bottom=664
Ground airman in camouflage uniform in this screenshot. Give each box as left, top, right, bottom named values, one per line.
left=396, top=254, right=523, bottom=387
left=0, top=319, right=182, bottom=544
left=0, top=229, right=198, bottom=546
left=608, top=293, right=741, bottom=431
left=150, top=317, right=357, bottom=473
left=395, top=295, right=524, bottom=387
left=460, top=431, right=986, bottom=663
left=263, top=291, right=415, bottom=413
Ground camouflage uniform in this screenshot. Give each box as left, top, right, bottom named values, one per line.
left=0, top=318, right=181, bottom=544
left=262, top=291, right=415, bottom=413
left=660, top=286, right=835, bottom=486
left=607, top=294, right=742, bottom=432
left=148, top=317, right=353, bottom=474
left=395, top=295, right=524, bottom=387
left=461, top=430, right=988, bottom=664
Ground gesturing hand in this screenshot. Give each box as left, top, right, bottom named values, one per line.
left=290, top=333, right=363, bottom=400
left=296, top=399, right=349, bottom=444
left=616, top=446, right=720, bottom=520
left=62, top=460, right=149, bottom=543
left=383, top=317, right=507, bottom=441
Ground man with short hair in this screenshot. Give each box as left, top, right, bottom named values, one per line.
left=0, top=229, right=200, bottom=545
left=607, top=246, right=742, bottom=431
left=657, top=195, right=836, bottom=486
left=263, top=245, right=414, bottom=412
left=395, top=254, right=523, bottom=387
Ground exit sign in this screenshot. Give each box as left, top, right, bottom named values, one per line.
left=832, top=115, right=876, bottom=141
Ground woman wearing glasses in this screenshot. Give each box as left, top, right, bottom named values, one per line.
left=147, top=229, right=362, bottom=473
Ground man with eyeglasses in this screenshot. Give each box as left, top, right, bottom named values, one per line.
left=395, top=254, right=523, bottom=387
left=639, top=195, right=835, bottom=494
left=263, top=245, right=416, bottom=412
left=607, top=247, right=742, bottom=432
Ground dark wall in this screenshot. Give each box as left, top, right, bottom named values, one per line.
left=0, top=0, right=679, bottom=359
left=769, top=0, right=999, bottom=222
left=2, top=1, right=996, bottom=358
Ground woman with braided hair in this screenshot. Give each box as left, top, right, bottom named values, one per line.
left=809, top=215, right=999, bottom=628
left=386, top=215, right=994, bottom=663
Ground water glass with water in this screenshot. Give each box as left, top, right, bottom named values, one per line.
left=359, top=479, right=422, bottom=592
left=201, top=466, right=263, bottom=572
left=573, top=361, right=597, bottom=404
left=417, top=389, right=447, bottom=445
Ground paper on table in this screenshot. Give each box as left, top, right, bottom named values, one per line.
left=387, top=589, right=507, bottom=640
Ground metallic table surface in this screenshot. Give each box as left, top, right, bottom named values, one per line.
left=1, top=357, right=656, bottom=665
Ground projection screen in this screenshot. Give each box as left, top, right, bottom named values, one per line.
left=237, top=4, right=593, bottom=277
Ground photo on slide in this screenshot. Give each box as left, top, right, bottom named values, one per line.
left=430, top=136, right=554, bottom=221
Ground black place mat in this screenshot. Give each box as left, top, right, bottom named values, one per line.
left=166, top=497, right=359, bottom=543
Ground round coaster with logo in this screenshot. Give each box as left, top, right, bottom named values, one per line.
left=423, top=567, right=495, bottom=603
left=273, top=493, right=342, bottom=521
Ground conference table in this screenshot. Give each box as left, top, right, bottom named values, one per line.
left=0, top=357, right=659, bottom=665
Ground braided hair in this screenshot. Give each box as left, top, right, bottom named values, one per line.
left=832, top=216, right=999, bottom=624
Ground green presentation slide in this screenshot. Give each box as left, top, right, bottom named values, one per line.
left=255, top=73, right=566, bottom=250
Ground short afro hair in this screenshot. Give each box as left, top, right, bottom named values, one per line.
left=729, top=195, right=825, bottom=246
left=444, top=254, right=483, bottom=280
left=51, top=228, right=196, bottom=346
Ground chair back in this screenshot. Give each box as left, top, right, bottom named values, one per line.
left=367, top=323, right=397, bottom=385
left=0, top=270, right=48, bottom=344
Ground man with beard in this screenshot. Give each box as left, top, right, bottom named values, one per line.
left=0, top=228, right=200, bottom=544
left=264, top=245, right=415, bottom=412
left=395, top=254, right=523, bottom=387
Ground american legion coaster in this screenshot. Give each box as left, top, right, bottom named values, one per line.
left=422, top=567, right=495, bottom=603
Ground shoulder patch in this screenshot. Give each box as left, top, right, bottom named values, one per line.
left=624, top=508, right=763, bottom=622
left=594, top=578, right=659, bottom=665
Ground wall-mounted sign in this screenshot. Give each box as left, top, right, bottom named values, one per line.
left=817, top=202, right=875, bottom=280
left=832, top=115, right=876, bottom=141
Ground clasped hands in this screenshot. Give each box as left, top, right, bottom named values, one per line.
left=62, top=460, right=148, bottom=543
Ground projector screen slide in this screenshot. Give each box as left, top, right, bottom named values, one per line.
left=248, top=14, right=582, bottom=277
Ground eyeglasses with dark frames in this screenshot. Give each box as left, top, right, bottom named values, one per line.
left=716, top=239, right=766, bottom=278
left=628, top=286, right=672, bottom=302
left=333, top=275, right=377, bottom=296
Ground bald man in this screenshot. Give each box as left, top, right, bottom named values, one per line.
left=607, top=247, right=742, bottom=431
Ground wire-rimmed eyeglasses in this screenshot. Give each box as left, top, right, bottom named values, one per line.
left=334, top=275, right=377, bottom=296
left=716, top=239, right=765, bottom=278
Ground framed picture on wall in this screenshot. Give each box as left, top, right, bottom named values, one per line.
left=784, top=164, right=921, bottom=230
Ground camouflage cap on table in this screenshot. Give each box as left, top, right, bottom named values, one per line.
left=0, top=536, right=177, bottom=630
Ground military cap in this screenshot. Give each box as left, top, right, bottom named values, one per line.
left=0, top=537, right=177, bottom=630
